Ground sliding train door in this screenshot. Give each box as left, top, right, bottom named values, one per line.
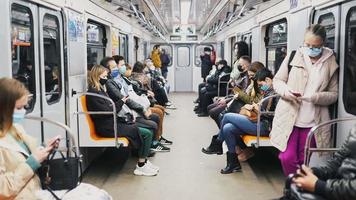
left=10, top=1, right=66, bottom=143
left=38, top=7, right=66, bottom=143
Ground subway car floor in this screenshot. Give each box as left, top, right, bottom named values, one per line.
left=83, top=93, right=285, bottom=200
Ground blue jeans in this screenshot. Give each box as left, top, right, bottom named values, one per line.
left=217, top=113, right=269, bottom=153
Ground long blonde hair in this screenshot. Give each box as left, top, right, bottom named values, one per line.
left=0, top=78, right=29, bottom=139
left=88, top=65, right=108, bottom=91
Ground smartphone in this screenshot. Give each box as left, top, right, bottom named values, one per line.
left=292, top=92, right=301, bottom=97
left=298, top=165, right=307, bottom=175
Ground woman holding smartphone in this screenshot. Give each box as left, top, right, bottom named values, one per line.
left=0, top=78, right=61, bottom=199
left=270, top=24, right=339, bottom=176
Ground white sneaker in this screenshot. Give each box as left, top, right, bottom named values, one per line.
left=146, top=160, right=159, bottom=172
left=134, top=163, right=158, bottom=176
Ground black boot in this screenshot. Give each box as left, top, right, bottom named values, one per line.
left=220, top=152, right=241, bottom=174
left=201, top=135, right=223, bottom=155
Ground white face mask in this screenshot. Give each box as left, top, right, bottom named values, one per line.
left=218, top=65, right=223, bottom=70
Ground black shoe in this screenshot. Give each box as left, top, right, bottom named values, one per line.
left=197, top=112, right=209, bottom=117
left=202, top=135, right=223, bottom=155
left=159, top=136, right=173, bottom=145
left=193, top=98, right=199, bottom=104
left=220, top=152, right=241, bottom=174
left=151, top=142, right=170, bottom=152
left=194, top=106, right=200, bottom=111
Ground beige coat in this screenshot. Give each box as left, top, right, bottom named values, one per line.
left=0, top=125, right=41, bottom=200
left=270, top=47, right=339, bottom=152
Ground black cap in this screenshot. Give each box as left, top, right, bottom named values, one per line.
left=217, top=60, right=227, bottom=66
left=204, top=47, right=211, bottom=52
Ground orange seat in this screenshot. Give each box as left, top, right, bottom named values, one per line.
left=242, top=135, right=270, bottom=146
left=81, top=96, right=129, bottom=145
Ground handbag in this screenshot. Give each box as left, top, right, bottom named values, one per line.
left=38, top=148, right=82, bottom=200
left=281, top=174, right=326, bottom=200
left=239, top=104, right=258, bottom=122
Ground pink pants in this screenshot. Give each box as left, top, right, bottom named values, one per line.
left=279, top=126, right=316, bottom=176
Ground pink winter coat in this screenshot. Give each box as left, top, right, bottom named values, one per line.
left=270, top=47, right=339, bottom=152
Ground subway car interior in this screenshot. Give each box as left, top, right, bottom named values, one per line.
left=1, top=0, right=356, bottom=199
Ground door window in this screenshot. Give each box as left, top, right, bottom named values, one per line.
left=343, top=7, right=356, bottom=115
left=265, top=19, right=288, bottom=74
left=177, top=46, right=190, bottom=67
left=318, top=13, right=336, bottom=50
left=87, top=21, right=106, bottom=70
left=42, top=14, right=62, bottom=104
left=11, top=4, right=35, bottom=111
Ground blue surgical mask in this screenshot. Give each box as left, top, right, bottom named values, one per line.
left=260, top=84, right=270, bottom=92
left=111, top=67, right=120, bottom=78
left=13, top=108, right=26, bottom=124
left=306, top=47, right=322, bottom=57
left=119, top=65, right=127, bottom=75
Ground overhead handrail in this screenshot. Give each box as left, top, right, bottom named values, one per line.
left=304, top=117, right=356, bottom=166
left=72, top=92, right=122, bottom=148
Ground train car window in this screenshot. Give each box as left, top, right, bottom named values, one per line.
left=265, top=19, right=288, bottom=74
left=177, top=46, right=190, bottom=67
left=11, top=4, right=36, bottom=111
left=318, top=13, right=335, bottom=50
left=249, top=35, right=253, bottom=57
left=230, top=36, right=236, bottom=66
left=87, top=21, right=106, bottom=70
left=220, top=41, right=224, bottom=60
left=343, top=7, right=356, bottom=115
left=42, top=14, right=62, bottom=104
left=119, top=33, right=128, bottom=62
left=159, top=45, right=173, bottom=66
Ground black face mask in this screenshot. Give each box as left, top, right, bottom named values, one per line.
left=237, top=65, right=243, bottom=71
left=99, top=78, right=107, bottom=85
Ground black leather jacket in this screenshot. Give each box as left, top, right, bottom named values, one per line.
left=105, top=78, right=145, bottom=116
left=313, top=126, right=356, bottom=200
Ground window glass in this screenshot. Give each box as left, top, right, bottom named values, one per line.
left=267, top=20, right=288, bottom=45
left=43, top=14, right=62, bottom=104
left=177, top=46, right=190, bottom=67
left=220, top=41, right=224, bottom=60
left=11, top=4, right=35, bottom=111
left=266, top=19, right=288, bottom=74
left=230, top=36, right=236, bottom=66
left=119, top=33, right=128, bottom=62
left=318, top=13, right=336, bottom=50
left=160, top=45, right=173, bottom=66
left=266, top=46, right=287, bottom=75
left=343, top=7, right=356, bottom=115
left=87, top=21, right=106, bottom=70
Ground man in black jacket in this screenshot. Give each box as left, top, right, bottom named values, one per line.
left=200, top=47, right=213, bottom=82
left=291, top=126, right=356, bottom=200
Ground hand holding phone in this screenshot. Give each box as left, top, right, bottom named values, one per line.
left=291, top=91, right=301, bottom=97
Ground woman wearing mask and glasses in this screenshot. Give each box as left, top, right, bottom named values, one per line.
left=270, top=24, right=339, bottom=176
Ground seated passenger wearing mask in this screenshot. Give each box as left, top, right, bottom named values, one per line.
left=0, top=78, right=112, bottom=199
left=86, top=65, right=159, bottom=176
left=203, top=68, right=278, bottom=174
left=196, top=59, right=231, bottom=117
left=101, top=57, right=170, bottom=153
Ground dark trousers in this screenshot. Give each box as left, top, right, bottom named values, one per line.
left=207, top=102, right=227, bottom=127
left=136, top=117, right=158, bottom=142
left=199, top=90, right=217, bottom=113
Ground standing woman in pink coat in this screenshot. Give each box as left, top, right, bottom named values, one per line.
left=270, top=24, right=339, bottom=176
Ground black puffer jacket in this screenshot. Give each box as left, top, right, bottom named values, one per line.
left=105, top=78, right=145, bottom=116
left=313, top=126, right=356, bottom=200
left=206, top=66, right=231, bottom=95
